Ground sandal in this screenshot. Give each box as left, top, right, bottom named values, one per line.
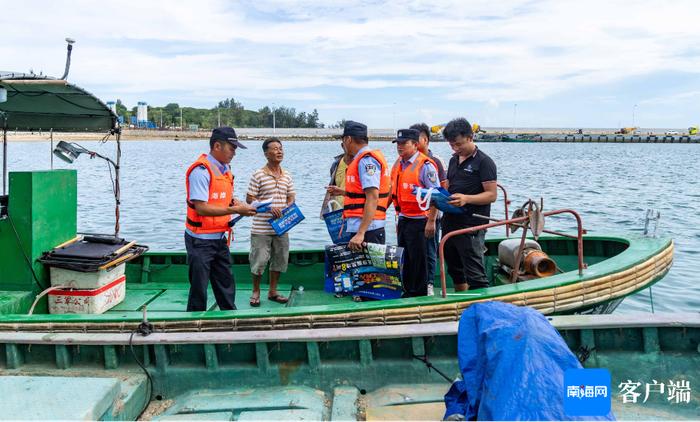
left=267, top=293, right=289, bottom=304
left=249, top=295, right=261, bottom=307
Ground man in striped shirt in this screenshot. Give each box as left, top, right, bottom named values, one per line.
left=246, top=138, right=296, bottom=307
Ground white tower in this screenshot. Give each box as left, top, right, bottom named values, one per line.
left=137, top=102, right=148, bottom=126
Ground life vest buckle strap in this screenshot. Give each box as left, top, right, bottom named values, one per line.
left=343, top=204, right=365, bottom=211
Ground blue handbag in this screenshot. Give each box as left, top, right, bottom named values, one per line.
left=414, top=186, right=468, bottom=214
left=322, top=200, right=352, bottom=244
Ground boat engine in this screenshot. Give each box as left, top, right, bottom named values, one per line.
left=498, top=238, right=557, bottom=280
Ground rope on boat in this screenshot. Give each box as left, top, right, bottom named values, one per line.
left=576, top=345, right=595, bottom=364
left=415, top=187, right=435, bottom=211
left=412, top=354, right=453, bottom=383
left=7, top=213, right=47, bottom=290
left=129, top=307, right=155, bottom=412
left=27, top=285, right=69, bottom=315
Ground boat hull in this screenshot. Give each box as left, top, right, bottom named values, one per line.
left=0, top=313, right=696, bottom=420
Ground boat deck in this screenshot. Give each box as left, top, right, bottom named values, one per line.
left=148, top=383, right=450, bottom=420
left=107, top=282, right=329, bottom=315
left=101, top=239, right=619, bottom=318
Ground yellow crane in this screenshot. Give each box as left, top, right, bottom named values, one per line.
left=431, top=123, right=485, bottom=135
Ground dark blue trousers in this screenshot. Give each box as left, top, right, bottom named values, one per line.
left=185, top=233, right=237, bottom=311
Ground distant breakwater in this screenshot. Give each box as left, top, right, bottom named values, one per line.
left=6, top=127, right=698, bottom=143
left=475, top=133, right=700, bottom=143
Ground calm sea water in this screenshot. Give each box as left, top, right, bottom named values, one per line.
left=5, top=140, right=699, bottom=313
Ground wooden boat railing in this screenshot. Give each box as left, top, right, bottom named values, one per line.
left=438, top=188, right=586, bottom=298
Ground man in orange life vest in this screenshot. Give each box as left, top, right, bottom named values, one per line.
left=185, top=127, right=257, bottom=311
left=327, top=121, right=391, bottom=251
left=389, top=129, right=440, bottom=297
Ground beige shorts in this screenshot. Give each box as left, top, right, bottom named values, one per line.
left=249, top=233, right=290, bottom=275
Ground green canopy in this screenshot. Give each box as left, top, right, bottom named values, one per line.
left=0, top=73, right=117, bottom=133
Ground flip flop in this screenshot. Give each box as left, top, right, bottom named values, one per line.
left=249, top=295, right=261, bottom=307
left=267, top=293, right=289, bottom=304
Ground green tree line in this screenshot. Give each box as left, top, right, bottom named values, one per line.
left=114, top=98, right=324, bottom=129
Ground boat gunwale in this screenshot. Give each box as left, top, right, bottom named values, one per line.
left=0, top=313, right=696, bottom=345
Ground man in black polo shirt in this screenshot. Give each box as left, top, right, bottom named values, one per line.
left=442, top=118, right=497, bottom=291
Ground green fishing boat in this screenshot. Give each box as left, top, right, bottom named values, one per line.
left=1, top=45, right=689, bottom=420
left=0, top=165, right=674, bottom=331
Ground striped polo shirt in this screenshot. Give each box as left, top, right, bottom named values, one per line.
left=247, top=166, right=295, bottom=235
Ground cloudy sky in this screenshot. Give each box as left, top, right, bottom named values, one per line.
left=2, top=0, right=700, bottom=128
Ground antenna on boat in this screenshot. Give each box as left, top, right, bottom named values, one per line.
left=60, top=38, right=76, bottom=80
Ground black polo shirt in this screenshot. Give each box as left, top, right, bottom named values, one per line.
left=443, top=147, right=497, bottom=228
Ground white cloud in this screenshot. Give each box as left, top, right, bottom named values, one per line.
left=639, top=90, right=700, bottom=105
left=2, top=0, right=700, bottom=119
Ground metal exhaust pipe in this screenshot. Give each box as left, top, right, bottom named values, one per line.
left=524, top=250, right=557, bottom=278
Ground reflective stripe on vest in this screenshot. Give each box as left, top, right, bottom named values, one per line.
left=343, top=149, right=391, bottom=220
left=185, top=154, right=234, bottom=235
left=390, top=153, right=436, bottom=218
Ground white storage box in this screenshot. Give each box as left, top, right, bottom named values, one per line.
left=50, top=263, right=125, bottom=289
left=48, top=275, right=126, bottom=314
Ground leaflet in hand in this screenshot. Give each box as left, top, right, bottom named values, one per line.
left=251, top=199, right=273, bottom=213
left=229, top=199, right=274, bottom=227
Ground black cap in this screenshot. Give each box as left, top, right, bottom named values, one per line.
left=392, top=128, right=420, bottom=143
left=210, top=126, right=247, bottom=149
left=334, top=120, right=368, bottom=139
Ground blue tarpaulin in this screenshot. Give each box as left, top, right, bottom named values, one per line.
left=444, top=302, right=615, bottom=421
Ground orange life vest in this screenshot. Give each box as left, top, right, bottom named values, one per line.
left=390, top=152, right=437, bottom=218
left=185, top=154, right=234, bottom=236
left=343, top=149, right=391, bottom=220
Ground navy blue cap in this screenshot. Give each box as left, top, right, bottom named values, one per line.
left=334, top=120, right=368, bottom=139
left=392, top=128, right=420, bottom=143
left=210, top=126, right=247, bottom=149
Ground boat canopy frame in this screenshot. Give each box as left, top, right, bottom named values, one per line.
left=0, top=73, right=121, bottom=227
left=0, top=73, right=118, bottom=133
